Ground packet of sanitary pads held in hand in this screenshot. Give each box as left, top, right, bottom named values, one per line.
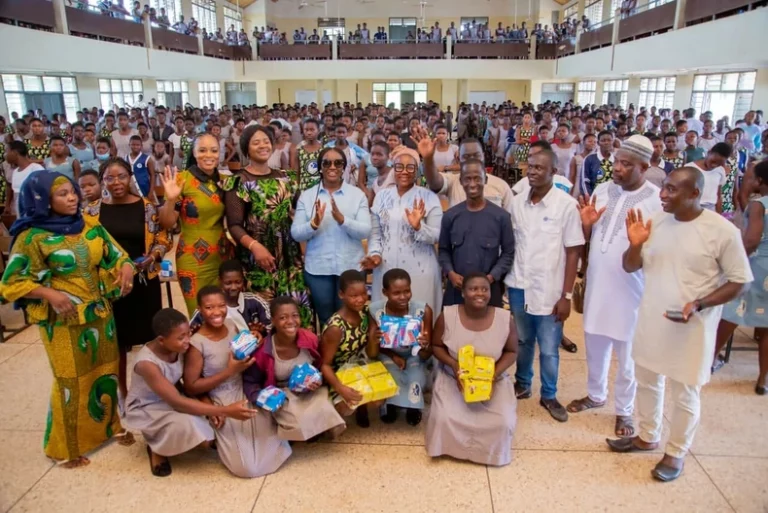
left=230, top=330, right=260, bottom=360
left=288, top=362, right=323, bottom=393
left=379, top=314, right=422, bottom=349
left=255, top=386, right=287, bottom=412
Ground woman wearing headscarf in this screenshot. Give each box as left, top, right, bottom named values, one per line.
left=84, top=158, right=173, bottom=400
left=158, top=133, right=231, bottom=315
left=0, top=171, right=135, bottom=468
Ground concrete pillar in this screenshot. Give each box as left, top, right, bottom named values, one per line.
left=673, top=73, right=694, bottom=110
left=529, top=36, right=537, bottom=60
left=577, top=0, right=586, bottom=18
left=752, top=69, right=768, bottom=112
left=441, top=79, right=458, bottom=116
left=601, top=0, right=613, bottom=22
left=316, top=80, right=324, bottom=106
left=627, top=76, right=642, bottom=108
left=143, top=15, right=154, bottom=49
left=611, top=8, right=620, bottom=44
left=457, top=79, right=469, bottom=105
left=215, top=2, right=225, bottom=34
left=673, top=0, right=688, bottom=30
left=197, top=33, right=204, bottom=56
left=188, top=81, right=200, bottom=107
left=52, top=0, right=69, bottom=35
left=181, top=0, right=193, bottom=23
left=575, top=26, right=583, bottom=53
left=446, top=35, right=452, bottom=59
left=332, top=37, right=338, bottom=60
left=595, top=79, right=605, bottom=106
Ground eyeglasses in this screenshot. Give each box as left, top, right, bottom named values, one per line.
left=104, top=174, right=130, bottom=184
left=394, top=163, right=417, bottom=173
left=321, top=159, right=345, bottom=170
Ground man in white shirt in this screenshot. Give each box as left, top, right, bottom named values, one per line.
left=507, top=149, right=584, bottom=422
left=684, top=108, right=703, bottom=136
left=566, top=135, right=662, bottom=438
left=6, top=141, right=45, bottom=215
left=608, top=167, right=752, bottom=482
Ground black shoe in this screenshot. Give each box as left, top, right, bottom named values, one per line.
left=756, top=384, right=767, bottom=396
left=146, top=445, right=172, bottom=477
left=606, top=436, right=656, bottom=453
left=514, top=383, right=532, bottom=399
left=405, top=408, right=422, bottom=426
left=560, top=338, right=578, bottom=353
left=540, top=398, right=568, bottom=422
left=380, top=405, right=398, bottom=424
left=651, top=461, right=684, bottom=482
left=355, top=406, right=370, bottom=428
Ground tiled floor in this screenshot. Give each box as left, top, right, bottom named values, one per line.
left=1, top=290, right=766, bottom=513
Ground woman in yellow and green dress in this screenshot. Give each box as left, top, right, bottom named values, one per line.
left=159, top=133, right=231, bottom=315
left=223, top=125, right=314, bottom=327
left=26, top=118, right=51, bottom=163
left=0, top=171, right=134, bottom=468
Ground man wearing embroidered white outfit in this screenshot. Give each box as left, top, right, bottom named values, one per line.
left=607, top=167, right=752, bottom=482
left=566, top=135, right=662, bottom=438
left=507, top=149, right=584, bottom=422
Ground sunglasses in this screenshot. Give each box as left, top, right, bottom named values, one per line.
left=321, top=159, right=345, bottom=169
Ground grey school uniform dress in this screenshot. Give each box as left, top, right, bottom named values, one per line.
left=123, top=346, right=215, bottom=457
left=271, top=346, right=345, bottom=441
left=190, top=322, right=291, bottom=478
left=425, top=305, right=517, bottom=466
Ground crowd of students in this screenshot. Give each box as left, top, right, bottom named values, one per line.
left=0, top=96, right=766, bottom=484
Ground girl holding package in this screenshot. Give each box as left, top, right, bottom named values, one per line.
left=123, top=308, right=258, bottom=477
left=368, top=268, right=433, bottom=426
left=425, top=273, right=519, bottom=466
left=183, top=285, right=291, bottom=478
left=320, top=269, right=377, bottom=427
left=243, top=296, right=346, bottom=441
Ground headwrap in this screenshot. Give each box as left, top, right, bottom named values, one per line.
left=9, top=171, right=85, bottom=242
left=390, top=146, right=421, bottom=166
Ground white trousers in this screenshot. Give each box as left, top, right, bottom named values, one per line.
left=585, top=333, right=636, bottom=416
left=635, top=365, right=702, bottom=459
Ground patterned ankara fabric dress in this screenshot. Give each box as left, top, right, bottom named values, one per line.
left=0, top=217, right=132, bottom=461
left=174, top=167, right=230, bottom=315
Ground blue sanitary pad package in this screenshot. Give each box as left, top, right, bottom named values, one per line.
left=288, top=362, right=323, bottom=393
left=379, top=314, right=422, bottom=349
left=255, top=386, right=287, bottom=412
left=230, top=330, right=259, bottom=360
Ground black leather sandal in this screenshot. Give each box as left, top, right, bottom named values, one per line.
left=146, top=445, right=172, bottom=477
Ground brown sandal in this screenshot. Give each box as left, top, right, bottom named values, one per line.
left=615, top=415, right=635, bottom=437
left=566, top=396, right=605, bottom=413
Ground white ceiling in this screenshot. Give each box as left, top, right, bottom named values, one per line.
left=261, top=0, right=555, bottom=20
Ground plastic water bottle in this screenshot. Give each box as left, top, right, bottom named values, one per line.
left=160, top=260, right=173, bottom=279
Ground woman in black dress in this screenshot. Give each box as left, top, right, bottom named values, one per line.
left=85, top=158, right=172, bottom=399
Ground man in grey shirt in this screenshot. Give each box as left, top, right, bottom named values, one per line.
left=438, top=158, right=515, bottom=307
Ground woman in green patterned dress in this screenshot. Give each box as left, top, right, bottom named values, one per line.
left=27, top=118, right=51, bottom=163
left=289, top=118, right=323, bottom=191
left=514, top=112, right=535, bottom=166
left=223, top=125, right=314, bottom=327
left=0, top=171, right=134, bottom=468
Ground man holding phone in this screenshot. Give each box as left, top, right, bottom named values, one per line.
left=609, top=167, right=752, bottom=482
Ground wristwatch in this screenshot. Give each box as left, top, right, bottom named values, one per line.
left=693, top=299, right=704, bottom=312
left=563, top=292, right=573, bottom=301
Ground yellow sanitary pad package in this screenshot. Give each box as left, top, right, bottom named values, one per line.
left=457, top=345, right=496, bottom=403
left=336, top=361, right=399, bottom=405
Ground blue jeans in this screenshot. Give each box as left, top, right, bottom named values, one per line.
left=303, top=272, right=342, bottom=328
left=508, top=287, right=563, bottom=400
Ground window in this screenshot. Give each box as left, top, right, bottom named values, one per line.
left=647, top=0, right=674, bottom=8
left=610, top=0, right=621, bottom=18
left=585, top=0, right=603, bottom=24
left=577, top=81, right=596, bottom=105
left=156, top=80, right=189, bottom=108
left=318, top=18, right=345, bottom=39
left=99, top=79, right=144, bottom=111
left=389, top=18, right=417, bottom=42
left=199, top=82, right=222, bottom=109
left=601, top=79, right=629, bottom=109
left=691, top=71, right=756, bottom=122
left=150, top=0, right=182, bottom=24
left=192, top=0, right=217, bottom=33
left=372, top=83, right=427, bottom=109
left=638, top=76, right=675, bottom=110
left=2, top=74, right=80, bottom=120
left=563, top=2, right=579, bottom=21
left=223, top=6, right=242, bottom=33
